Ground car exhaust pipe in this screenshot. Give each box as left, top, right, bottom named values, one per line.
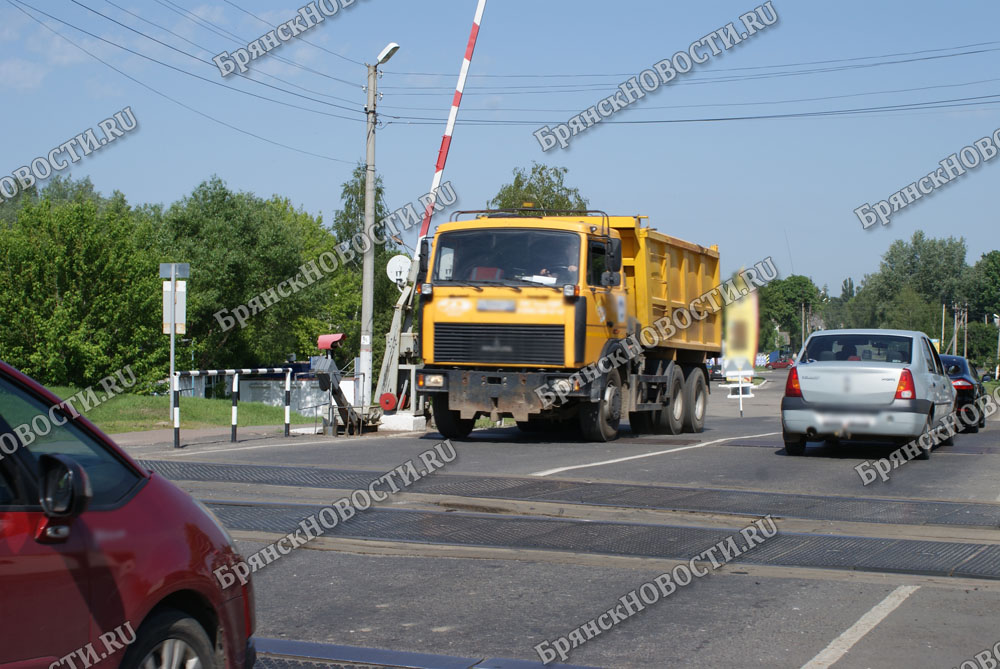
left=806, top=427, right=818, bottom=439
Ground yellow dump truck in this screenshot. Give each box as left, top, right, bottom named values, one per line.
left=415, top=210, right=722, bottom=441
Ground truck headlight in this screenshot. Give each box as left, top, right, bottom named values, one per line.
left=419, top=373, right=445, bottom=388
left=552, top=378, right=572, bottom=395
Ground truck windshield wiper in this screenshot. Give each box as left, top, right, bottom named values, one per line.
left=474, top=279, right=523, bottom=292
left=436, top=280, right=483, bottom=292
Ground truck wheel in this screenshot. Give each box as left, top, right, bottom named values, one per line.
left=431, top=395, right=474, bottom=440
left=682, top=370, right=707, bottom=433
left=579, top=368, right=622, bottom=442
left=657, top=365, right=685, bottom=435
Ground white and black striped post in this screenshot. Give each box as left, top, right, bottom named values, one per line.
left=231, top=373, right=239, bottom=443
left=284, top=369, right=291, bottom=437
left=172, top=372, right=181, bottom=449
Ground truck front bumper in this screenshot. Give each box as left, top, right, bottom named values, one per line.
left=417, top=368, right=586, bottom=421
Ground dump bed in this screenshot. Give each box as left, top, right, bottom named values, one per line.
left=611, top=217, right=722, bottom=353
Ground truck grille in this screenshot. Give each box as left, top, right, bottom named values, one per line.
left=434, top=324, right=565, bottom=365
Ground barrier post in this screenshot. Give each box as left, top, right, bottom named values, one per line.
left=284, top=369, right=291, bottom=437
left=173, top=372, right=181, bottom=449
left=231, top=372, right=239, bottom=443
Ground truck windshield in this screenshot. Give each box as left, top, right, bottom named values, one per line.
left=803, top=334, right=913, bottom=364
left=433, top=229, right=581, bottom=286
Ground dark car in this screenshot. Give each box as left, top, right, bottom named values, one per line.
left=709, top=361, right=725, bottom=381
left=0, top=361, right=256, bottom=669
left=940, top=354, right=987, bottom=433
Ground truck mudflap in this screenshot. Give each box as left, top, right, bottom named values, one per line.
left=417, top=368, right=585, bottom=422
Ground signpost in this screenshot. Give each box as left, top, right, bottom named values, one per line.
left=161, top=263, right=190, bottom=419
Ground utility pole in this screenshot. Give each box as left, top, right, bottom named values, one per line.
left=800, top=302, right=805, bottom=349
left=963, top=303, right=968, bottom=358
left=360, top=43, right=399, bottom=421
left=953, top=304, right=958, bottom=355
left=994, top=314, right=1000, bottom=378
left=941, top=303, right=946, bottom=346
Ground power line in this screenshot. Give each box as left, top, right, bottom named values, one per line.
left=382, top=92, right=1000, bottom=126
left=19, top=0, right=362, bottom=122
left=8, top=0, right=356, bottom=164
left=385, top=38, right=1000, bottom=79
left=71, top=0, right=363, bottom=114
left=101, top=0, right=362, bottom=106
left=380, top=45, right=1000, bottom=94
left=153, top=0, right=360, bottom=89
left=380, top=77, right=1000, bottom=114
left=222, top=0, right=365, bottom=67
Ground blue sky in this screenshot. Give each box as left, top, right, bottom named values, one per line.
left=2, top=0, right=998, bottom=295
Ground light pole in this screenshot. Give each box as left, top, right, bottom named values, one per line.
left=360, top=42, right=400, bottom=420
left=994, top=314, right=999, bottom=379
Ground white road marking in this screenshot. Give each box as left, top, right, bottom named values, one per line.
left=529, top=431, right=781, bottom=477
left=799, top=585, right=919, bottom=669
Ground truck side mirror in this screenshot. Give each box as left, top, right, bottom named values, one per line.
left=600, top=271, right=621, bottom=287
left=607, top=238, right=622, bottom=273
left=418, top=238, right=432, bottom=279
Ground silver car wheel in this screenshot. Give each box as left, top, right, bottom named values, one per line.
left=140, top=639, right=203, bottom=669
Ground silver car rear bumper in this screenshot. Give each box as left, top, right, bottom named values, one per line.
left=781, top=397, right=932, bottom=440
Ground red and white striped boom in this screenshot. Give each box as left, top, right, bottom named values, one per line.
left=416, top=0, right=487, bottom=244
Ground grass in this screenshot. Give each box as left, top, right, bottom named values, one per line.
left=986, top=381, right=999, bottom=396
left=474, top=417, right=516, bottom=428
left=47, top=386, right=315, bottom=435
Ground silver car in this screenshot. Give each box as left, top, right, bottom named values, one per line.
left=781, top=329, right=956, bottom=457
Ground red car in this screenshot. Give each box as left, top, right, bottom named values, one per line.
left=766, top=358, right=793, bottom=370
left=0, top=361, right=255, bottom=669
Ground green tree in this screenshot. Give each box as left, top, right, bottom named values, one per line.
left=877, top=231, right=968, bottom=304
left=489, top=163, right=588, bottom=211
left=0, top=187, right=163, bottom=387
left=969, top=251, right=1000, bottom=321
left=966, top=320, right=998, bottom=370
left=758, top=275, right=822, bottom=351
left=154, top=177, right=322, bottom=372
left=304, top=163, right=400, bottom=373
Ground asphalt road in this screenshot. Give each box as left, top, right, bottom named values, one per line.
left=122, top=370, right=1000, bottom=668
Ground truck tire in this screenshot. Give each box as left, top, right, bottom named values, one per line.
left=682, top=370, right=707, bottom=433
left=579, top=368, right=622, bottom=442
left=657, top=365, right=685, bottom=435
left=432, top=395, right=474, bottom=440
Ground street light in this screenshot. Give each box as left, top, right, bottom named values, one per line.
left=360, top=42, right=400, bottom=421
left=993, top=314, right=999, bottom=379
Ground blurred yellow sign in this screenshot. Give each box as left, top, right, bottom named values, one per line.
left=723, top=285, right=758, bottom=379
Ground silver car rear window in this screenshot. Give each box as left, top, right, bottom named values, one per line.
left=804, top=334, right=912, bottom=364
